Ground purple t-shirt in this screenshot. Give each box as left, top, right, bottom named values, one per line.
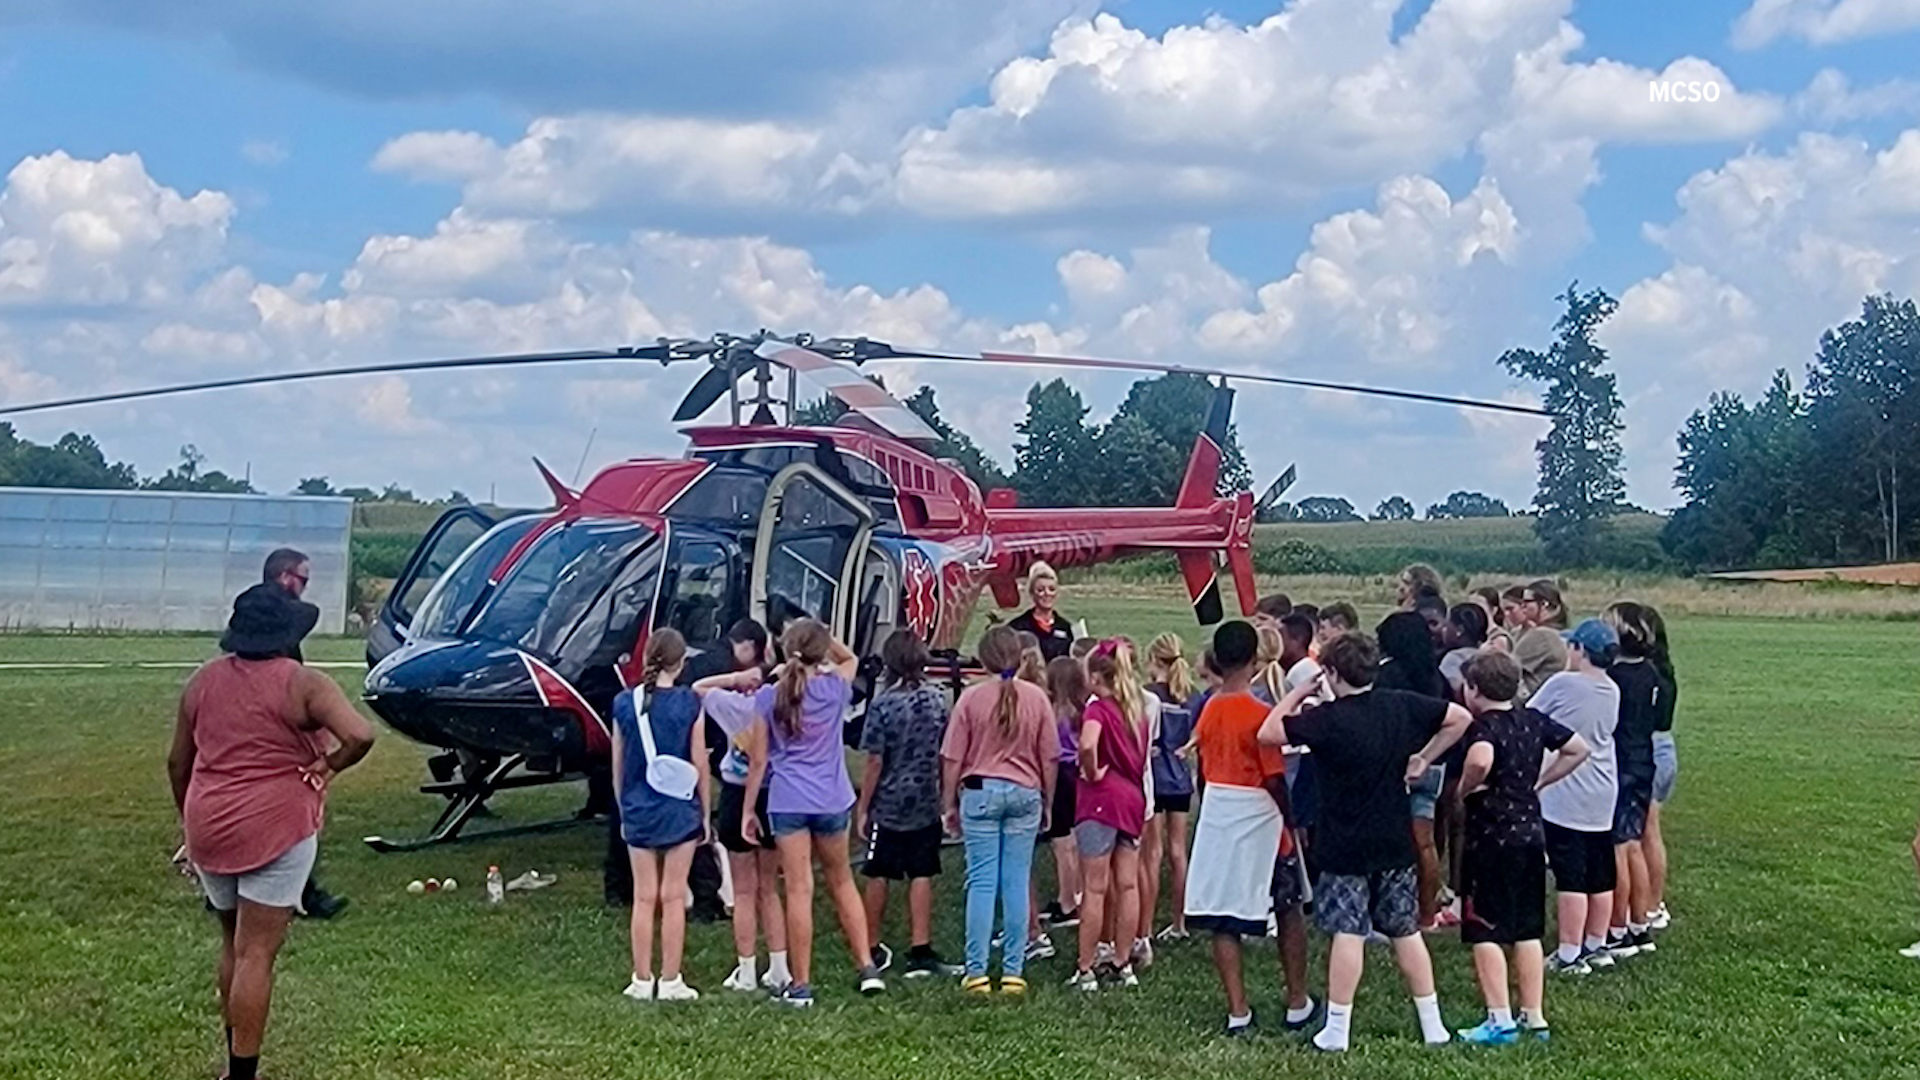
left=716, top=670, right=855, bottom=816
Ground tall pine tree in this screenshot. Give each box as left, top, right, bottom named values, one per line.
left=1498, top=284, right=1626, bottom=566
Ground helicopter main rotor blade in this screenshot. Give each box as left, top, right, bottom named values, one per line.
left=858, top=344, right=1552, bottom=418
left=0, top=345, right=688, bottom=418
left=673, top=358, right=745, bottom=423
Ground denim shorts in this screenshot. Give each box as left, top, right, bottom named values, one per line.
left=1409, top=764, right=1446, bottom=821
left=1652, top=733, right=1678, bottom=803
left=1074, top=820, right=1139, bottom=858
left=769, top=809, right=852, bottom=837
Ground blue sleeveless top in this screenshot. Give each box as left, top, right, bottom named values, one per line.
left=615, top=685, right=703, bottom=850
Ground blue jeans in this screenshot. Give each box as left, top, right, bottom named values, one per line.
left=960, top=779, right=1044, bottom=978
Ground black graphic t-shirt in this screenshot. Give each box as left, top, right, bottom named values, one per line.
left=859, top=683, right=951, bottom=831
left=1463, top=706, right=1576, bottom=851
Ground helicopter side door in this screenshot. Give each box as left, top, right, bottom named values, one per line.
left=750, top=463, right=875, bottom=644
left=367, top=506, right=497, bottom=665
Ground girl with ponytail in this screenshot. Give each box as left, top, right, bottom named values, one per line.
left=712, top=618, right=884, bottom=1006
left=611, top=628, right=711, bottom=1002
left=940, top=625, right=1061, bottom=994
left=1143, top=633, right=1198, bottom=943
left=1070, top=642, right=1151, bottom=991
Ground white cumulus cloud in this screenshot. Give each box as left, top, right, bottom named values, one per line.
left=1734, top=0, right=1920, bottom=48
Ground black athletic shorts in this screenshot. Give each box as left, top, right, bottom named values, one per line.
left=1461, top=845, right=1547, bottom=945
left=717, top=782, right=775, bottom=854
left=1154, top=791, right=1193, bottom=815
left=1613, top=780, right=1653, bottom=843
left=1044, top=763, right=1078, bottom=841
left=863, top=822, right=944, bottom=881
left=1544, top=822, right=1616, bottom=895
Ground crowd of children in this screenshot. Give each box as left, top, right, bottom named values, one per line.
left=606, top=560, right=1682, bottom=1050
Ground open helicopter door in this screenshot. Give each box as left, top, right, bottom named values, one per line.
left=750, top=463, right=876, bottom=642
left=367, top=506, right=496, bottom=666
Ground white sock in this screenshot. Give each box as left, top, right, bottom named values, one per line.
left=1314, top=1002, right=1352, bottom=1052
left=1629, top=922, right=1648, bottom=935
left=1488, top=1006, right=1514, bottom=1028
left=1584, top=935, right=1607, bottom=953
left=735, top=956, right=756, bottom=980
left=1287, top=996, right=1316, bottom=1024
left=1226, top=1011, right=1253, bottom=1030
left=1557, top=942, right=1582, bottom=963
left=1609, top=925, right=1628, bottom=939
left=1518, top=1009, right=1549, bottom=1030
left=1414, top=994, right=1449, bottom=1044
left=768, top=951, right=791, bottom=983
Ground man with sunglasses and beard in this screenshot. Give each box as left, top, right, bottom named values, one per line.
left=261, top=548, right=351, bottom=921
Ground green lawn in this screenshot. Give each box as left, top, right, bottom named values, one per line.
left=3, top=603, right=1919, bottom=1079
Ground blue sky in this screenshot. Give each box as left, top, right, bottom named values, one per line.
left=3, top=0, right=1920, bottom=511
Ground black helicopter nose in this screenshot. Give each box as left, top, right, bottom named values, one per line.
left=365, top=639, right=592, bottom=760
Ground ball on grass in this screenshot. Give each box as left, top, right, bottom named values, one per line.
left=442, top=877, right=458, bottom=892
left=407, top=880, right=425, bottom=896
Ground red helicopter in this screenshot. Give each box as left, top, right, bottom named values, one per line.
left=0, top=332, right=1546, bottom=849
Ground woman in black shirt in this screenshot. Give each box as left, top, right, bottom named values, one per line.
left=1007, top=561, right=1075, bottom=662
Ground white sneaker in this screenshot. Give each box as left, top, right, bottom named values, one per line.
left=1899, top=941, right=1920, bottom=959
left=1026, top=935, right=1057, bottom=961
left=1117, top=964, right=1139, bottom=988
left=1130, top=937, right=1154, bottom=970
left=622, top=975, right=655, bottom=1001
left=723, top=966, right=759, bottom=993
left=761, top=969, right=791, bottom=993
left=655, top=976, right=699, bottom=1002
left=1069, top=969, right=1099, bottom=992
left=1093, top=941, right=1117, bottom=973
left=1649, top=904, right=1672, bottom=931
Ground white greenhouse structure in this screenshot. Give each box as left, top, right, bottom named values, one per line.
left=0, top=487, right=353, bottom=634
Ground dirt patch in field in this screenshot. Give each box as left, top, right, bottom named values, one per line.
left=1708, top=564, right=1920, bottom=587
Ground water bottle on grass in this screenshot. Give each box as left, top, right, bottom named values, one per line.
left=486, top=865, right=505, bottom=905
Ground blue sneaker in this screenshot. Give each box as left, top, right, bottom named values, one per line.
left=777, top=983, right=815, bottom=1008
left=1456, top=1020, right=1519, bottom=1046
left=1526, top=1026, right=1551, bottom=1043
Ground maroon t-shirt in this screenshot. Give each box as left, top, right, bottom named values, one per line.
left=1075, top=697, right=1148, bottom=837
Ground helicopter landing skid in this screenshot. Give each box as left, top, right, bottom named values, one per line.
left=363, top=753, right=598, bottom=853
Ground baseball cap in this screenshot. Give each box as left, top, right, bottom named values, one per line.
left=1562, top=618, right=1619, bottom=663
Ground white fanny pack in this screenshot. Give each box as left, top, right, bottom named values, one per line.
left=637, top=696, right=700, bottom=801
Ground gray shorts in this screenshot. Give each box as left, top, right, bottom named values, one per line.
left=1652, top=733, right=1678, bottom=803
left=197, top=834, right=317, bottom=912
left=1074, top=820, right=1139, bottom=858
left=1316, top=865, right=1419, bottom=939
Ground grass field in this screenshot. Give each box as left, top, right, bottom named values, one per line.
left=4, top=590, right=1920, bottom=1079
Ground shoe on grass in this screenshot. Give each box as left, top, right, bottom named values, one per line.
left=655, top=976, right=699, bottom=1002
left=1583, top=946, right=1617, bottom=969
left=622, top=975, right=654, bottom=1001
left=962, top=975, right=992, bottom=995
left=870, top=942, right=894, bottom=974
left=904, top=949, right=963, bottom=979
left=1025, top=935, right=1057, bottom=961
left=857, top=966, right=887, bottom=995
left=1456, top=1020, right=1519, bottom=1046
left=1605, top=931, right=1640, bottom=960
left=1900, top=940, right=1920, bottom=959
left=1223, top=1011, right=1255, bottom=1037
left=1155, top=924, right=1189, bottom=942
left=1546, top=953, right=1592, bottom=976
left=777, top=984, right=814, bottom=1008
left=1068, top=969, right=1099, bottom=992
left=1649, top=903, right=1672, bottom=930
left=722, top=966, right=759, bottom=993
left=1116, top=964, right=1139, bottom=988
left=999, top=975, right=1028, bottom=996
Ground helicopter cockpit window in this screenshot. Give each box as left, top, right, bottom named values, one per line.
left=409, top=516, right=541, bottom=640
left=465, top=519, right=658, bottom=661
left=666, top=541, right=731, bottom=651
left=762, top=475, right=864, bottom=636
left=667, top=467, right=767, bottom=525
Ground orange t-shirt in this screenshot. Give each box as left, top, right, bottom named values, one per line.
left=1193, top=690, right=1286, bottom=789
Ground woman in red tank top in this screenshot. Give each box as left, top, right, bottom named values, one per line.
left=168, top=586, right=374, bottom=1080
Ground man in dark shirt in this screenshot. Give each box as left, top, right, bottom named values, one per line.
left=1266, top=632, right=1471, bottom=1052
left=1455, top=650, right=1590, bottom=1044
left=260, top=548, right=348, bottom=921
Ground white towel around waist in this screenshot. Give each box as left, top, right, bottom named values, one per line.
left=1183, top=782, right=1283, bottom=925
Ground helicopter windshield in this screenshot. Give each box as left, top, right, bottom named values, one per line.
left=463, top=518, right=660, bottom=661
left=408, top=515, right=541, bottom=641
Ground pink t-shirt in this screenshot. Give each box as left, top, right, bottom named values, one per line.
left=181, top=657, right=329, bottom=875
left=1076, top=697, right=1149, bottom=837
left=940, top=678, right=1059, bottom=791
